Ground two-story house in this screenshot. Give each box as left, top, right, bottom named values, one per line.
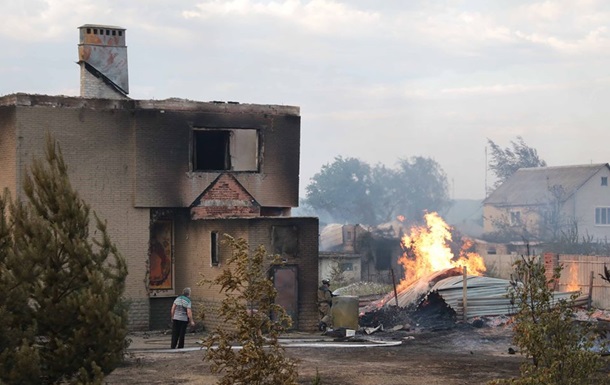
left=0, top=24, right=319, bottom=331
left=483, top=164, right=610, bottom=243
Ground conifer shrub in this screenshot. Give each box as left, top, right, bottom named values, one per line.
left=0, top=136, right=129, bottom=384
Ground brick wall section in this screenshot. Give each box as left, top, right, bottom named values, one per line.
left=0, top=106, right=17, bottom=196
left=133, top=106, right=300, bottom=208
left=3, top=101, right=151, bottom=329
left=544, top=252, right=558, bottom=287
left=247, top=217, right=320, bottom=331
left=80, top=67, right=128, bottom=99
left=202, top=174, right=252, bottom=200
left=174, top=216, right=319, bottom=332
left=128, top=298, right=151, bottom=330
left=194, top=299, right=224, bottom=332
left=191, top=206, right=259, bottom=218
left=191, top=174, right=261, bottom=218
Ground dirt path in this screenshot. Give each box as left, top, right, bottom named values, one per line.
left=104, top=324, right=524, bottom=385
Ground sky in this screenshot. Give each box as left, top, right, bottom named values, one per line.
left=2, top=0, right=610, bottom=200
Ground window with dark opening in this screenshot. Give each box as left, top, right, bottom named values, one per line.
left=194, top=130, right=231, bottom=171
left=272, top=226, right=298, bottom=257
left=211, top=232, right=219, bottom=266
left=374, top=239, right=393, bottom=270
left=602, top=177, right=608, bottom=186
left=192, top=128, right=259, bottom=172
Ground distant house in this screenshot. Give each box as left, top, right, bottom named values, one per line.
left=482, top=164, right=610, bottom=242
left=319, top=224, right=366, bottom=285
left=319, top=223, right=404, bottom=284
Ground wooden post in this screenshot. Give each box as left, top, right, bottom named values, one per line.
left=462, top=266, right=468, bottom=321
left=390, top=268, right=399, bottom=307
left=588, top=271, right=594, bottom=310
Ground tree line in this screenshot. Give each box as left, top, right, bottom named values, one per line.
left=301, top=136, right=544, bottom=226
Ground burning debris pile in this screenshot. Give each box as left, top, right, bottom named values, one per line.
left=358, top=212, right=588, bottom=331
left=359, top=212, right=488, bottom=330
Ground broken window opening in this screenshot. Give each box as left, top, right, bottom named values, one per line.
left=192, top=128, right=259, bottom=172
left=272, top=225, right=299, bottom=257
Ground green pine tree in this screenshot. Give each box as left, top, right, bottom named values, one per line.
left=200, top=235, right=298, bottom=385
left=0, top=136, right=129, bottom=385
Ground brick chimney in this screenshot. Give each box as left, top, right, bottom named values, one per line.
left=77, top=24, right=129, bottom=99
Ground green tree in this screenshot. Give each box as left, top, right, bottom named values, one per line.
left=0, top=136, right=129, bottom=385
left=200, top=235, right=298, bottom=385
left=487, top=136, right=546, bottom=188
left=490, top=255, right=607, bottom=385
left=304, top=156, right=377, bottom=225
left=395, top=156, right=449, bottom=221
left=303, top=155, right=450, bottom=225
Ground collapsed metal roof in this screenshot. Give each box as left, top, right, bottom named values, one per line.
left=380, top=268, right=588, bottom=320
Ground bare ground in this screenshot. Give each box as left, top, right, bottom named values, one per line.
left=104, top=324, right=528, bottom=385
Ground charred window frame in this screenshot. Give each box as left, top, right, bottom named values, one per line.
left=192, top=128, right=259, bottom=172
left=272, top=225, right=299, bottom=258
left=211, top=231, right=220, bottom=266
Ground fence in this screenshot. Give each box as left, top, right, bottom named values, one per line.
left=481, top=253, right=610, bottom=310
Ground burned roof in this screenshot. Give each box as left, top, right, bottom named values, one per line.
left=368, top=268, right=587, bottom=322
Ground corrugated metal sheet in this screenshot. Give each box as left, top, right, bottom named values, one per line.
left=383, top=268, right=592, bottom=319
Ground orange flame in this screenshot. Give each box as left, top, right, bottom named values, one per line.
left=397, top=212, right=486, bottom=291
left=566, top=262, right=580, bottom=292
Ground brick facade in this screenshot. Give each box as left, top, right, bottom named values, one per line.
left=0, top=94, right=318, bottom=331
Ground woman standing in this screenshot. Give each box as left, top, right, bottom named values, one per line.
left=170, top=287, right=195, bottom=349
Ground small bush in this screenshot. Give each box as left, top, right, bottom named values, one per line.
left=489, top=255, right=608, bottom=385
left=199, top=235, right=298, bottom=385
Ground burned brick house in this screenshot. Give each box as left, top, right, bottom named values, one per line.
left=0, top=24, right=319, bottom=331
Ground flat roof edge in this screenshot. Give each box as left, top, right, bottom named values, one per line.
left=0, top=93, right=300, bottom=115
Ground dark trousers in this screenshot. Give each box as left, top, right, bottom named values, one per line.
left=171, top=319, right=188, bottom=349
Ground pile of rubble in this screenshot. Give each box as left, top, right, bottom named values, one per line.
left=357, top=267, right=595, bottom=334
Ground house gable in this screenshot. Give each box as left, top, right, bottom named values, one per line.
left=483, top=163, right=610, bottom=240
left=484, top=163, right=610, bottom=207
left=190, top=173, right=260, bottom=219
